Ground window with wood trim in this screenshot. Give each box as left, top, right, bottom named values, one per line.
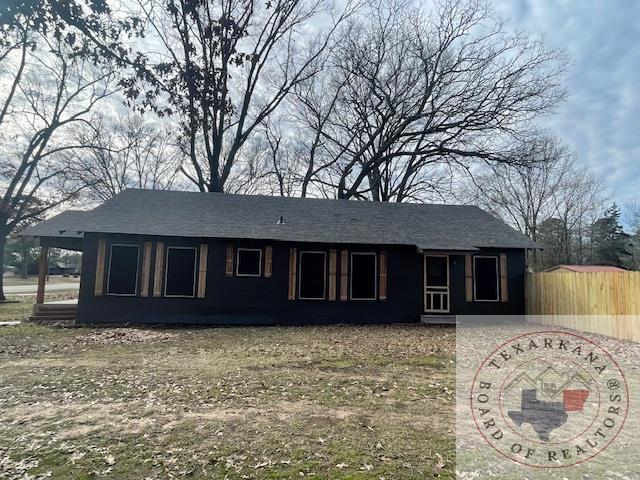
left=298, top=251, right=326, bottom=300
left=350, top=252, right=377, bottom=300
left=164, top=247, right=197, bottom=297
left=474, top=256, right=499, bottom=302
left=236, top=248, right=262, bottom=277
left=107, top=245, right=139, bottom=296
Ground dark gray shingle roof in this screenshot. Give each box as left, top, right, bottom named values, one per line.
left=20, top=210, right=90, bottom=239
left=20, top=189, right=535, bottom=250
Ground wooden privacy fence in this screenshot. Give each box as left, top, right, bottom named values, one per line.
left=526, top=271, right=640, bottom=342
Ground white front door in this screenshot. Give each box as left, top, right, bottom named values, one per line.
left=424, top=255, right=450, bottom=313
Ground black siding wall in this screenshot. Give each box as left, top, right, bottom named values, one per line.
left=77, top=233, right=526, bottom=325
left=447, top=250, right=526, bottom=316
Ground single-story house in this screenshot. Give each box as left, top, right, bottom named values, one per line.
left=544, top=265, right=627, bottom=273
left=20, top=189, right=535, bottom=325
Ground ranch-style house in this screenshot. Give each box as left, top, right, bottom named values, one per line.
left=20, top=189, right=535, bottom=324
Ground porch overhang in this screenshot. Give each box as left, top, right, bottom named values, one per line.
left=37, top=235, right=83, bottom=251
left=18, top=210, right=88, bottom=251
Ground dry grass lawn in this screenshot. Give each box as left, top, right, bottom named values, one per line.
left=0, top=324, right=455, bottom=479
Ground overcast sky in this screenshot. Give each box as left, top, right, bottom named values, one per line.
left=493, top=0, right=640, bottom=214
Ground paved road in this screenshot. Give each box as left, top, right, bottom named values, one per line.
left=4, top=283, right=80, bottom=294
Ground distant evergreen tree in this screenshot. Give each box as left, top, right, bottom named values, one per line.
left=591, top=204, right=632, bottom=268
left=4, top=237, right=39, bottom=278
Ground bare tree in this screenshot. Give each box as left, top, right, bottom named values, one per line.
left=70, top=113, right=182, bottom=201
left=549, top=165, right=606, bottom=265
left=290, top=0, right=567, bottom=201
left=121, top=0, right=358, bottom=193
left=467, top=136, right=605, bottom=269
left=245, top=118, right=309, bottom=197
left=263, top=122, right=299, bottom=197
left=0, top=32, right=115, bottom=300
left=626, top=201, right=640, bottom=236
left=469, top=137, right=572, bottom=240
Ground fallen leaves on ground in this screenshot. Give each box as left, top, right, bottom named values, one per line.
left=0, top=324, right=455, bottom=479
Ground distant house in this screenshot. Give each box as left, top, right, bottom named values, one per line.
left=19, top=189, right=535, bottom=325
left=544, top=265, right=627, bottom=273
left=48, top=261, right=81, bottom=276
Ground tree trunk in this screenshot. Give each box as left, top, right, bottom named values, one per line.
left=0, top=233, right=6, bottom=302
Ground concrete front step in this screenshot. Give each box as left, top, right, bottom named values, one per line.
left=33, top=305, right=78, bottom=313
left=30, top=304, right=77, bottom=324
left=420, top=315, right=457, bottom=325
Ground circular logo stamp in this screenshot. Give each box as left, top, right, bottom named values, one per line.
left=470, top=330, right=629, bottom=468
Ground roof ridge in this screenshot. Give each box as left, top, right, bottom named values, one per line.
left=119, top=188, right=478, bottom=209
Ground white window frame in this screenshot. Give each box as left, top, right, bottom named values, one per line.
left=107, top=244, right=140, bottom=296
left=236, top=248, right=263, bottom=277
left=473, top=255, right=499, bottom=302
left=298, top=251, right=326, bottom=300
left=350, top=252, right=377, bottom=301
left=164, top=246, right=198, bottom=298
